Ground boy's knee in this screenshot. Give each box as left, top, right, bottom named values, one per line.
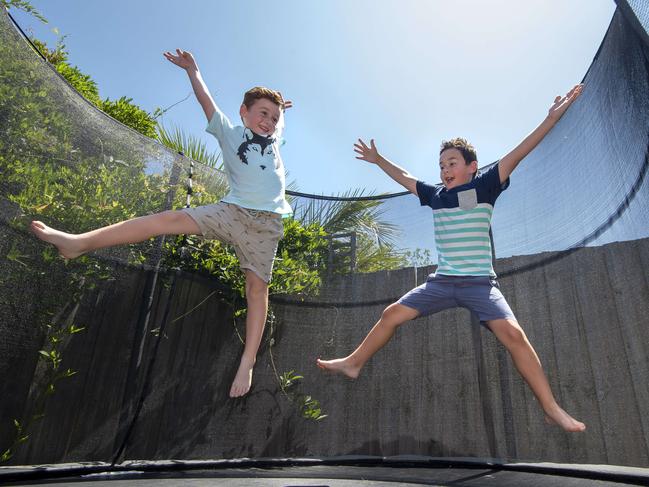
left=245, top=272, right=268, bottom=297
left=380, top=304, right=406, bottom=327
left=492, top=319, right=527, bottom=345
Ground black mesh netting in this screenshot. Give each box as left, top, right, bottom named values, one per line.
left=1, top=0, right=649, bottom=478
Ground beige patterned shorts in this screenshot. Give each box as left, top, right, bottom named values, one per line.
left=182, top=201, right=284, bottom=283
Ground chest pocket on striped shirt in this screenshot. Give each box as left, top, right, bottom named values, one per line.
left=457, top=189, right=478, bottom=210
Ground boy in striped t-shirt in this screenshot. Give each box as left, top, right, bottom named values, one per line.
left=318, top=84, right=585, bottom=433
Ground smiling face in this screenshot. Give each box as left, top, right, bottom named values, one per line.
left=239, top=98, right=281, bottom=136
left=439, top=148, right=478, bottom=189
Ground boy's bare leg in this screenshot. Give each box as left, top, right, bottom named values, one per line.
left=487, top=318, right=586, bottom=433
left=230, top=269, right=268, bottom=398
left=30, top=211, right=201, bottom=258
left=317, top=303, right=419, bottom=378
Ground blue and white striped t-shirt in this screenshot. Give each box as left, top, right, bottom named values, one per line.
left=416, top=163, right=509, bottom=277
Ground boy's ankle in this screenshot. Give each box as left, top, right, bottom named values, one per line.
left=344, top=356, right=363, bottom=371
left=540, top=400, right=561, bottom=413
left=240, top=354, right=256, bottom=365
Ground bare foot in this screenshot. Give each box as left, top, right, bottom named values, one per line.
left=30, top=221, right=84, bottom=259
left=230, top=357, right=255, bottom=398
left=544, top=404, right=586, bottom=432
left=316, top=357, right=361, bottom=379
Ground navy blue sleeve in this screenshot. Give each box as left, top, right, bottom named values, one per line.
left=477, top=163, right=510, bottom=202
left=416, top=180, right=438, bottom=208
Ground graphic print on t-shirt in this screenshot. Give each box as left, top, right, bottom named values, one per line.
left=237, top=129, right=276, bottom=170
left=205, top=107, right=292, bottom=215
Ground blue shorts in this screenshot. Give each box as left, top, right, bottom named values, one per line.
left=397, top=274, right=516, bottom=326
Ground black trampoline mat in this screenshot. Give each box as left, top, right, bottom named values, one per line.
left=2, top=461, right=649, bottom=486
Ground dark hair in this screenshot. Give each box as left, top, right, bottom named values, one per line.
left=439, top=137, right=477, bottom=165
left=242, top=86, right=284, bottom=109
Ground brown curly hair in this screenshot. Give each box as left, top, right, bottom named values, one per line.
left=439, top=137, right=477, bottom=165
left=242, top=86, right=285, bottom=110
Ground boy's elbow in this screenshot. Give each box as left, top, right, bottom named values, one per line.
left=404, top=175, right=418, bottom=193
left=405, top=179, right=418, bottom=195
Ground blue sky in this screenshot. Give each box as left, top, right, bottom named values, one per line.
left=11, top=0, right=615, bottom=195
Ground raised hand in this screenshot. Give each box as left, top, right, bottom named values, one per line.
left=354, top=138, right=381, bottom=164
left=548, top=83, right=583, bottom=121
left=163, top=48, right=199, bottom=72
left=277, top=91, right=293, bottom=111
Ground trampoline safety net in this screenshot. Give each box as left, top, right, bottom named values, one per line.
left=1, top=0, right=649, bottom=480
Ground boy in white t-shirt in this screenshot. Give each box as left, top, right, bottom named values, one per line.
left=31, top=49, right=292, bottom=398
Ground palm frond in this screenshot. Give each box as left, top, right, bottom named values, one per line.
left=156, top=123, right=223, bottom=169
left=292, top=188, right=400, bottom=246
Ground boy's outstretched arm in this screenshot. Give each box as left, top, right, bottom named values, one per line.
left=355, top=138, right=419, bottom=195
left=163, top=49, right=217, bottom=122
left=498, top=84, right=583, bottom=183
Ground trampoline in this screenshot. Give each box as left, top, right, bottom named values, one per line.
left=1, top=0, right=649, bottom=485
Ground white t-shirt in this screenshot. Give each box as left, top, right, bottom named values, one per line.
left=206, top=106, right=292, bottom=215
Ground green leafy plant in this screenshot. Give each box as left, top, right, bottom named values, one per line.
left=101, top=96, right=158, bottom=138
left=1, top=0, right=47, bottom=23
left=55, top=62, right=102, bottom=106
left=157, top=123, right=224, bottom=169
left=0, top=244, right=96, bottom=463
left=1, top=316, right=85, bottom=462
left=403, top=247, right=434, bottom=267
left=0, top=420, right=31, bottom=463
left=278, top=370, right=327, bottom=421
left=291, top=188, right=408, bottom=273
left=26, top=36, right=158, bottom=137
